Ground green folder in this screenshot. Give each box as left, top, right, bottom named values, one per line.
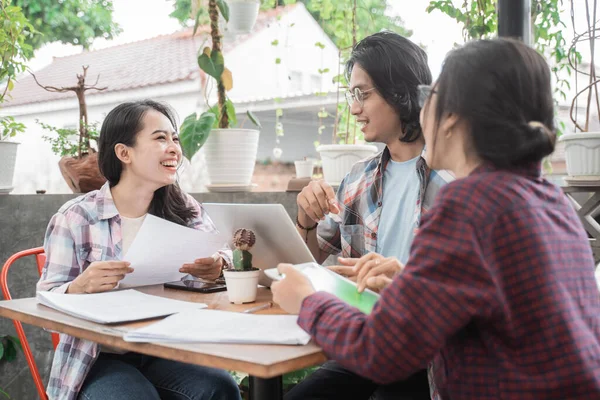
left=294, top=262, right=380, bottom=314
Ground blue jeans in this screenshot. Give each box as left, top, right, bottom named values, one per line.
left=78, top=352, right=241, bottom=400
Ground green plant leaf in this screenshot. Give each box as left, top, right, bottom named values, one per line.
left=275, top=57, right=281, bottom=64
left=216, top=0, right=230, bottom=22
left=0, top=386, right=9, bottom=399
left=246, top=111, right=261, bottom=129
left=271, top=39, right=279, bottom=46
left=0, top=341, right=4, bottom=361
left=179, top=111, right=216, bottom=161
left=225, top=99, right=237, bottom=127
left=3, top=339, right=16, bottom=362
left=6, top=336, right=21, bottom=352
left=197, top=47, right=224, bottom=81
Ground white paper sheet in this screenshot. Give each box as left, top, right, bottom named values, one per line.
left=123, top=309, right=311, bottom=345
left=37, top=290, right=207, bottom=324
left=121, top=214, right=227, bottom=287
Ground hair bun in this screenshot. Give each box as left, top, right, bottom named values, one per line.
left=527, top=121, right=556, bottom=147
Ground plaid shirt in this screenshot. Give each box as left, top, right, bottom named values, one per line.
left=299, top=163, right=600, bottom=400
left=317, top=147, right=451, bottom=258
left=37, top=183, right=231, bottom=400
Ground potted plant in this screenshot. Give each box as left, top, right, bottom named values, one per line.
left=223, top=228, right=260, bottom=304
left=32, top=66, right=107, bottom=193
left=559, top=0, right=600, bottom=178
left=0, top=0, right=34, bottom=194
left=179, top=0, right=261, bottom=191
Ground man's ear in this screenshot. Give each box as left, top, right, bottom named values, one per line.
left=114, top=143, right=132, bottom=164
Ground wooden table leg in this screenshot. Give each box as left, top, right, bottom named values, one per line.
left=249, top=375, right=283, bottom=400
left=565, top=192, right=600, bottom=240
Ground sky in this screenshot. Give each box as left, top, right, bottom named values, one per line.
left=28, top=0, right=465, bottom=78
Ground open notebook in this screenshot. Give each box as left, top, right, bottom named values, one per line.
left=123, top=309, right=312, bottom=345
left=36, top=290, right=207, bottom=324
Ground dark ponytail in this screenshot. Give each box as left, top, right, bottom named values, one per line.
left=98, top=100, right=197, bottom=226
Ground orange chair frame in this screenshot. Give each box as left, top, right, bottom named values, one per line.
left=1, top=247, right=59, bottom=400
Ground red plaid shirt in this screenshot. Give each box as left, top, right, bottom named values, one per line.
left=299, top=163, right=600, bottom=399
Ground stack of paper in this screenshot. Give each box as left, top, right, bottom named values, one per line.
left=124, top=309, right=311, bottom=345
left=37, top=290, right=207, bottom=324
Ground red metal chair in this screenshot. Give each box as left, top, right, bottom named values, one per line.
left=1, top=247, right=59, bottom=400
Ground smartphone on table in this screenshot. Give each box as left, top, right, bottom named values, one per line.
left=164, top=279, right=227, bottom=293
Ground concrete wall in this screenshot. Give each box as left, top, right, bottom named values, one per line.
left=0, top=192, right=298, bottom=400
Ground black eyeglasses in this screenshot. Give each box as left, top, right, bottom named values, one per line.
left=417, top=85, right=437, bottom=108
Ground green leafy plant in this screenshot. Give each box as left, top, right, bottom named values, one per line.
left=426, top=0, right=576, bottom=136
left=178, top=0, right=261, bottom=162
left=39, top=121, right=100, bottom=158
left=0, top=334, right=23, bottom=399
left=0, top=0, right=35, bottom=141
left=13, top=0, right=120, bottom=51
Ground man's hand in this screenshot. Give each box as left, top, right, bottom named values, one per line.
left=179, top=255, right=223, bottom=281
left=296, top=179, right=341, bottom=226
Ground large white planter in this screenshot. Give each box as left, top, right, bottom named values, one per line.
left=223, top=269, right=260, bottom=304
left=317, top=144, right=379, bottom=186
left=559, top=132, right=600, bottom=176
left=227, top=0, right=260, bottom=34
left=203, top=128, right=260, bottom=185
left=0, top=141, right=19, bottom=194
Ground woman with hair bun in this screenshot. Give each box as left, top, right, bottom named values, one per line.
left=272, top=38, right=600, bottom=400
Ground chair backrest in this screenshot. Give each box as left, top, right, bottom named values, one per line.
left=1, top=247, right=58, bottom=400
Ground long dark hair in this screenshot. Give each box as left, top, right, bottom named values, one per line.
left=345, top=31, right=432, bottom=142
left=432, top=38, right=556, bottom=168
left=98, top=100, right=197, bottom=226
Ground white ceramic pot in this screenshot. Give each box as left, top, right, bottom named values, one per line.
left=294, top=160, right=314, bottom=178
left=203, top=129, right=260, bottom=185
left=223, top=269, right=260, bottom=304
left=227, top=0, right=260, bottom=34
left=317, top=144, right=379, bottom=186
left=559, top=132, right=600, bottom=176
left=0, top=141, right=19, bottom=194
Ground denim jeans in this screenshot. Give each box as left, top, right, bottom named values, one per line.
left=78, top=352, right=241, bottom=400
left=284, top=361, right=429, bottom=400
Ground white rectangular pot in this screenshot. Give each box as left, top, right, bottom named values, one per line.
left=223, top=269, right=260, bottom=304
left=0, top=141, right=19, bottom=193
left=203, top=129, right=260, bottom=185
left=559, top=132, right=600, bottom=177
left=317, top=144, right=378, bottom=186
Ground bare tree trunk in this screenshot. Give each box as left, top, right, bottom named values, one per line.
left=208, top=0, right=229, bottom=129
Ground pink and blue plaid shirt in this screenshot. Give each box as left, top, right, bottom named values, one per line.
left=37, top=183, right=231, bottom=400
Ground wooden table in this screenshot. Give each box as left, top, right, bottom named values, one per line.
left=0, top=286, right=327, bottom=400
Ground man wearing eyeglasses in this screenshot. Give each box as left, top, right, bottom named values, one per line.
left=289, top=32, right=452, bottom=400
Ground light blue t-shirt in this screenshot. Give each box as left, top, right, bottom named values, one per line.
left=375, top=156, right=420, bottom=264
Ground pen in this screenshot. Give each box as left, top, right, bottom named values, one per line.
left=243, top=301, right=273, bottom=314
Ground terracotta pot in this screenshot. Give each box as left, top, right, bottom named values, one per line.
left=58, top=152, right=106, bottom=193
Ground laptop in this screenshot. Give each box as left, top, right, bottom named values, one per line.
left=201, top=203, right=317, bottom=287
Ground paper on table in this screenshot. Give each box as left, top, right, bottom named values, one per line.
left=124, top=309, right=311, bottom=345
left=121, top=214, right=227, bottom=287
left=37, top=289, right=207, bottom=324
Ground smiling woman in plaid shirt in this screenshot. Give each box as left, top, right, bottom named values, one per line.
left=273, top=38, right=600, bottom=400
left=36, top=101, right=240, bottom=400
